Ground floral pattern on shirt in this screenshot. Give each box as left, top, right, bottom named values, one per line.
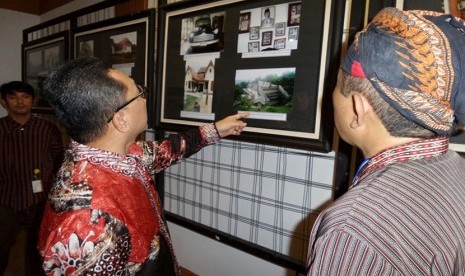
left=39, top=126, right=220, bottom=275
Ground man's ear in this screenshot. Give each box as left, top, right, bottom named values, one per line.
left=110, top=111, right=130, bottom=133
left=350, top=93, right=372, bottom=128
left=0, top=98, right=5, bottom=109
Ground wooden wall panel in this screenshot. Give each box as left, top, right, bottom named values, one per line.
left=0, top=0, right=147, bottom=16
left=39, top=0, right=74, bottom=14
left=115, top=0, right=147, bottom=16
left=0, top=0, right=41, bottom=15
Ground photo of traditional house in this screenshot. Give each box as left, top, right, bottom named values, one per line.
left=241, top=80, right=289, bottom=106
left=234, top=68, right=294, bottom=119
left=110, top=31, right=137, bottom=64
left=183, top=59, right=215, bottom=114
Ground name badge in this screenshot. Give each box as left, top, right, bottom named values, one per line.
left=32, top=179, right=43, bottom=193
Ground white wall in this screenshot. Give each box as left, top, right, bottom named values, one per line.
left=168, top=222, right=299, bottom=276
left=0, top=9, right=40, bottom=117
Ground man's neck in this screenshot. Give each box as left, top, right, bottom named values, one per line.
left=9, top=113, right=32, bottom=126
left=86, top=131, right=134, bottom=155
left=360, top=136, right=420, bottom=158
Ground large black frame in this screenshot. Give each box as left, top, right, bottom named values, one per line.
left=73, top=9, right=156, bottom=124
left=156, top=0, right=344, bottom=153
left=156, top=0, right=345, bottom=272
left=22, top=31, right=70, bottom=114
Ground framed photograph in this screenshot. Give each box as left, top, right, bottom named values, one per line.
left=238, top=12, right=251, bottom=33
left=237, top=3, right=300, bottom=57
left=275, top=22, right=287, bottom=36
left=261, top=6, right=276, bottom=28
left=248, top=41, right=260, bottom=52
left=22, top=31, right=69, bottom=114
left=274, top=38, right=286, bottom=49
left=157, top=0, right=345, bottom=271
left=73, top=9, right=155, bottom=123
left=288, top=2, right=301, bottom=26
left=288, top=26, right=299, bottom=40
left=249, top=26, right=260, bottom=40
left=157, top=0, right=343, bottom=151
left=261, top=30, right=273, bottom=46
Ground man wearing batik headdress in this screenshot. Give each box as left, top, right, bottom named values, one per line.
left=307, top=7, right=465, bottom=275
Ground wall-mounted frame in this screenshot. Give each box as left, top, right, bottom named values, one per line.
left=238, top=12, right=251, bottom=33
left=156, top=0, right=344, bottom=152
left=73, top=9, right=155, bottom=124
left=22, top=31, right=69, bottom=114
left=287, top=2, right=301, bottom=26
left=156, top=0, right=344, bottom=272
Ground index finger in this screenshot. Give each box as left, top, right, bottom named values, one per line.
left=236, top=112, right=250, bottom=119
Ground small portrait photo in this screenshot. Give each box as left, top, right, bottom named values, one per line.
left=288, top=2, right=301, bottom=26
left=275, top=22, right=286, bottom=37
left=239, top=12, right=251, bottom=33
left=274, top=38, right=286, bottom=49
left=288, top=26, right=299, bottom=41
left=261, top=6, right=275, bottom=29
left=249, top=26, right=260, bottom=40
left=248, top=41, right=260, bottom=52
left=262, top=31, right=273, bottom=46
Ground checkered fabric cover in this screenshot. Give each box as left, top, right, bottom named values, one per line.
left=163, top=138, right=335, bottom=265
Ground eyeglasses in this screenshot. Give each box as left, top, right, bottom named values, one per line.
left=107, top=84, right=147, bottom=123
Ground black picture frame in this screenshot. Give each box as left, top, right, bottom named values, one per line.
left=288, top=26, right=299, bottom=40
left=157, top=0, right=344, bottom=153
left=249, top=26, right=260, bottom=40
left=288, top=2, right=301, bottom=26
left=248, top=41, right=260, bottom=52
left=274, top=37, right=286, bottom=49
left=73, top=9, right=155, bottom=125
left=261, top=30, right=273, bottom=46
left=238, top=11, right=251, bottom=33
left=275, top=22, right=287, bottom=36
left=22, top=31, right=69, bottom=114
left=261, top=5, right=276, bottom=29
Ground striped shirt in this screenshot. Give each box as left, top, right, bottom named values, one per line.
left=307, top=137, right=465, bottom=275
left=0, top=116, right=64, bottom=211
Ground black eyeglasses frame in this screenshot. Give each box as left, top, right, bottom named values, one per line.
left=107, top=84, right=147, bottom=123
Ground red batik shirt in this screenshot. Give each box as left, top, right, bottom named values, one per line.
left=38, top=124, right=220, bottom=275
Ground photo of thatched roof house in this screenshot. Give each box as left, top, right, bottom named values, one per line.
left=184, top=59, right=215, bottom=113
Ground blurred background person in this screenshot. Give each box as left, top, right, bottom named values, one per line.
left=0, top=81, right=64, bottom=275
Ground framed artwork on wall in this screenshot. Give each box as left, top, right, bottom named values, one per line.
left=238, top=12, right=251, bottom=33
left=72, top=9, right=155, bottom=124
left=157, top=0, right=344, bottom=153
left=157, top=0, right=345, bottom=271
left=287, top=2, right=301, bottom=26
left=22, top=31, right=69, bottom=114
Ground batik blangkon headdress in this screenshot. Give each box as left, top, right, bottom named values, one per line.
left=342, top=7, right=465, bottom=135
